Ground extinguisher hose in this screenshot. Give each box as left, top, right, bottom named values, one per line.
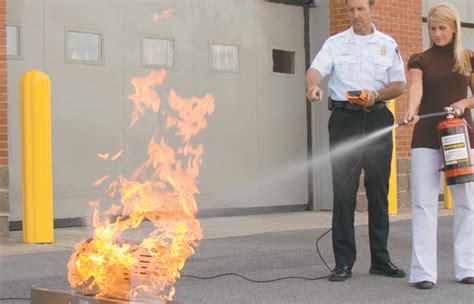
left=395, top=111, right=449, bottom=128
left=418, top=111, right=452, bottom=120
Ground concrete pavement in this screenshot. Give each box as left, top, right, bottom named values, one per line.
left=2, top=208, right=472, bottom=304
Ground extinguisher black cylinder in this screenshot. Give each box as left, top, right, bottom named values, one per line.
left=437, top=118, right=474, bottom=186
left=444, top=168, right=474, bottom=185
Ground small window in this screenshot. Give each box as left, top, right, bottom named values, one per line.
left=272, top=49, right=295, bottom=74
left=210, top=44, right=239, bottom=71
left=7, top=25, right=20, bottom=58
left=142, top=37, right=174, bottom=67
left=66, top=30, right=102, bottom=63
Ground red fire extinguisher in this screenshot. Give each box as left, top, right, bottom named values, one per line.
left=437, top=107, right=474, bottom=185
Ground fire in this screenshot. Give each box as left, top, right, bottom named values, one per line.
left=111, top=150, right=123, bottom=161
left=127, top=70, right=166, bottom=127
left=98, top=153, right=109, bottom=160
left=152, top=9, right=173, bottom=22
left=68, top=69, right=214, bottom=301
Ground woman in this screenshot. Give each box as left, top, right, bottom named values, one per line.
left=405, top=2, right=474, bottom=289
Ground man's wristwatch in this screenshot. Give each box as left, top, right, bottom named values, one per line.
left=373, top=90, right=381, bottom=102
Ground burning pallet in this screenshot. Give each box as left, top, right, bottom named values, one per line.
left=30, top=288, right=177, bottom=304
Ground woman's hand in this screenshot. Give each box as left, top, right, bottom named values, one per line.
left=450, top=99, right=468, bottom=116
left=404, top=109, right=420, bottom=126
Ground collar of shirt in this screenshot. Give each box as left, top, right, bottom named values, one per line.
left=344, top=24, right=383, bottom=47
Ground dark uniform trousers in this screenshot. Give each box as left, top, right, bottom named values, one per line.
left=328, top=107, right=394, bottom=268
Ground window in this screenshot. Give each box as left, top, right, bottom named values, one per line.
left=66, top=30, right=102, bottom=64
left=7, top=25, right=20, bottom=58
left=268, top=0, right=315, bottom=5
left=272, top=49, right=295, bottom=74
left=210, top=44, right=239, bottom=71
left=142, top=37, right=174, bottom=68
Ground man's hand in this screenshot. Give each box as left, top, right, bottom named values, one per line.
left=356, top=89, right=376, bottom=107
left=306, top=86, right=324, bottom=102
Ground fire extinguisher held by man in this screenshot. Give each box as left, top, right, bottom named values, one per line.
left=305, top=0, right=406, bottom=282
left=404, top=2, right=474, bottom=290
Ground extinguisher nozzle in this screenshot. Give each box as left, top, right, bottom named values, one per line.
left=395, top=117, right=413, bottom=128
left=444, top=106, right=456, bottom=118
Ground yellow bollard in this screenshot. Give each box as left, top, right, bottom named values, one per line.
left=387, top=100, right=398, bottom=215
left=20, top=70, right=54, bottom=243
left=443, top=177, right=453, bottom=209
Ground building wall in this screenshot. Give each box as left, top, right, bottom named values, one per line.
left=309, top=1, right=332, bottom=210
left=328, top=0, right=423, bottom=209
left=0, top=0, right=7, bottom=236
left=7, top=0, right=314, bottom=223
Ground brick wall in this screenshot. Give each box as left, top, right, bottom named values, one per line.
left=0, top=0, right=8, bottom=236
left=329, top=0, right=423, bottom=209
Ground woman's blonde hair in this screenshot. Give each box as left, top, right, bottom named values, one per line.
left=428, top=2, right=472, bottom=76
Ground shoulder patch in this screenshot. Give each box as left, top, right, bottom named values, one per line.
left=395, top=47, right=402, bottom=62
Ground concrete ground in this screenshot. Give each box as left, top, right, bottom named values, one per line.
left=1, top=208, right=472, bottom=304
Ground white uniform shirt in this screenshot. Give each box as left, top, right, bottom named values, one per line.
left=310, top=25, right=406, bottom=102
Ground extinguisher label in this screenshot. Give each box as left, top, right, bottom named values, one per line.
left=441, top=133, right=469, bottom=165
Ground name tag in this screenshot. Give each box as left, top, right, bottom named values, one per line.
left=334, top=55, right=357, bottom=64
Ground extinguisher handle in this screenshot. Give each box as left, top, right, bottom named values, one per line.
left=453, top=108, right=463, bottom=116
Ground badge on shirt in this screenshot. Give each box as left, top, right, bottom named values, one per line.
left=380, top=45, right=387, bottom=56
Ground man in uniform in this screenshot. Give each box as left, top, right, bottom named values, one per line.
left=305, top=0, right=406, bottom=281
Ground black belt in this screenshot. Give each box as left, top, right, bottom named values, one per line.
left=329, top=99, right=387, bottom=112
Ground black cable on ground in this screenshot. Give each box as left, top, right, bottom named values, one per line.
left=182, top=273, right=329, bottom=283
left=315, top=226, right=334, bottom=272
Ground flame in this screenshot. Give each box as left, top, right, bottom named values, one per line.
left=93, top=175, right=110, bottom=187
left=98, top=150, right=122, bottom=161
left=128, top=70, right=167, bottom=127
left=68, top=69, right=214, bottom=301
left=98, top=153, right=109, bottom=160
left=105, top=204, right=122, bottom=216
left=89, top=199, right=100, bottom=209
left=111, top=150, right=123, bottom=161
left=153, top=9, right=173, bottom=22
left=107, top=181, right=119, bottom=198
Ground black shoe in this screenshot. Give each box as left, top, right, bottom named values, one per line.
left=329, top=266, right=352, bottom=281
left=415, top=280, right=435, bottom=289
left=461, top=277, right=474, bottom=284
left=369, top=262, right=406, bottom=278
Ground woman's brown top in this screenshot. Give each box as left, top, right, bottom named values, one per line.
left=408, top=43, right=474, bottom=149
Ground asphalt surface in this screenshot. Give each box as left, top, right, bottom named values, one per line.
left=0, top=215, right=472, bottom=304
